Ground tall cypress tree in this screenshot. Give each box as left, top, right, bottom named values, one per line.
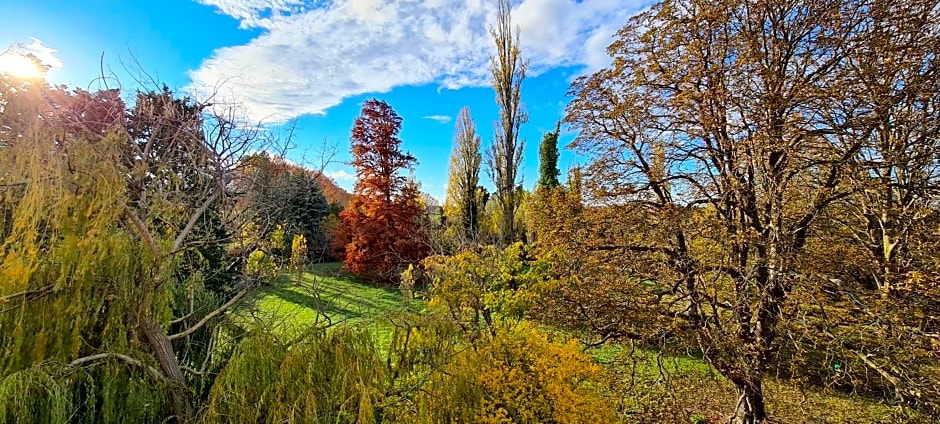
left=537, top=122, right=561, bottom=189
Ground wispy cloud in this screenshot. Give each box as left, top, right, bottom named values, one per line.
left=196, top=0, right=314, bottom=28
left=325, top=168, right=356, bottom=183
left=190, top=0, right=650, bottom=122
left=422, top=115, right=452, bottom=124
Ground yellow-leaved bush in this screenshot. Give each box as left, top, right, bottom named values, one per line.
left=460, top=323, right=615, bottom=423
left=290, top=234, right=308, bottom=269
left=245, top=250, right=278, bottom=279
left=421, top=243, right=546, bottom=334
left=389, top=243, right=617, bottom=423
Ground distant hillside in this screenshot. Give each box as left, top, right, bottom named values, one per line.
left=249, top=152, right=353, bottom=208
left=314, top=173, right=352, bottom=207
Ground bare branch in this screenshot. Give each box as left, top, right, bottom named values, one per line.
left=169, top=312, right=195, bottom=325
left=171, top=189, right=221, bottom=254
left=168, top=286, right=250, bottom=341
left=68, top=353, right=165, bottom=381
left=0, top=284, right=54, bottom=303
left=122, top=204, right=161, bottom=259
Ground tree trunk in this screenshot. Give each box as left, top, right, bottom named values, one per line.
left=730, top=377, right=766, bottom=424
left=141, top=315, right=193, bottom=423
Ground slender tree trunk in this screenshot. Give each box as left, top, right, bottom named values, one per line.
left=141, top=315, right=193, bottom=422
left=730, top=377, right=766, bottom=424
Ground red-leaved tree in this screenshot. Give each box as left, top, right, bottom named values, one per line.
left=337, top=99, right=429, bottom=283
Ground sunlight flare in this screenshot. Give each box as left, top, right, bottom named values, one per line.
left=0, top=52, right=45, bottom=79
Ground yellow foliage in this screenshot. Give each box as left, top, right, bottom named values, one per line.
left=290, top=234, right=307, bottom=269
left=269, top=224, right=286, bottom=251
left=423, top=242, right=547, bottom=331
left=246, top=250, right=278, bottom=279
left=409, top=322, right=617, bottom=424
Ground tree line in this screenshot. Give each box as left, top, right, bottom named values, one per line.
left=354, top=0, right=940, bottom=422
left=1, top=0, right=939, bottom=422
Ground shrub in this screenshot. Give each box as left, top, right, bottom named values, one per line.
left=404, top=322, right=617, bottom=423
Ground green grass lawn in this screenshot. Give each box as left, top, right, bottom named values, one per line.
left=234, top=262, right=419, bottom=344
left=231, top=262, right=923, bottom=423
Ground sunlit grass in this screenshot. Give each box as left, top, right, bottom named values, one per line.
left=230, top=263, right=923, bottom=423
left=233, top=262, right=421, bottom=345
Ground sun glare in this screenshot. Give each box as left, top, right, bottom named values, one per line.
left=0, top=53, right=44, bottom=79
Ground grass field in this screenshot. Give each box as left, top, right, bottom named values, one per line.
left=589, top=342, right=915, bottom=423
left=233, top=262, right=423, bottom=347
left=232, top=262, right=922, bottom=423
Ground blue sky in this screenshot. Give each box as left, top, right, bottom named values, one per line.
left=0, top=0, right=649, bottom=201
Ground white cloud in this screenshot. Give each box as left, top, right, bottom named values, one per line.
left=8, top=38, right=64, bottom=70
left=190, top=0, right=649, bottom=122
left=422, top=115, right=452, bottom=124
left=325, top=168, right=356, bottom=182
left=582, top=24, right=619, bottom=71
left=196, top=0, right=316, bottom=28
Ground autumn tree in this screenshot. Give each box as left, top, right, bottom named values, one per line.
left=780, top=0, right=940, bottom=412
left=339, top=99, right=430, bottom=283
left=0, top=80, right=274, bottom=422
left=485, top=0, right=528, bottom=245
left=840, top=0, right=940, bottom=295
left=444, top=107, right=483, bottom=245
left=564, top=0, right=882, bottom=421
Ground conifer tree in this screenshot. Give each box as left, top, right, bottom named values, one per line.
left=537, top=122, right=561, bottom=190
left=339, top=99, right=430, bottom=282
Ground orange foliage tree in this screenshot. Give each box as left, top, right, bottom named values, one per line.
left=338, top=99, right=430, bottom=282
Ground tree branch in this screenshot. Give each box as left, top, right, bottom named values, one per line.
left=172, top=189, right=221, bottom=254
left=589, top=244, right=676, bottom=256
left=67, top=353, right=165, bottom=381
left=168, top=286, right=249, bottom=341
left=122, top=204, right=161, bottom=259
left=181, top=365, right=204, bottom=376
left=583, top=330, right=643, bottom=349
left=853, top=351, right=903, bottom=390
left=169, top=311, right=195, bottom=325
left=0, top=284, right=54, bottom=303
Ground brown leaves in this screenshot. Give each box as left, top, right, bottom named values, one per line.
left=339, top=99, right=429, bottom=283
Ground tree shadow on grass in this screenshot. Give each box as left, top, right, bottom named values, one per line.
left=260, top=265, right=421, bottom=326
left=267, top=286, right=368, bottom=321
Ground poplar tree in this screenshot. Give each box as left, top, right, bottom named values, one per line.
left=485, top=0, right=527, bottom=245
left=444, top=107, right=483, bottom=243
